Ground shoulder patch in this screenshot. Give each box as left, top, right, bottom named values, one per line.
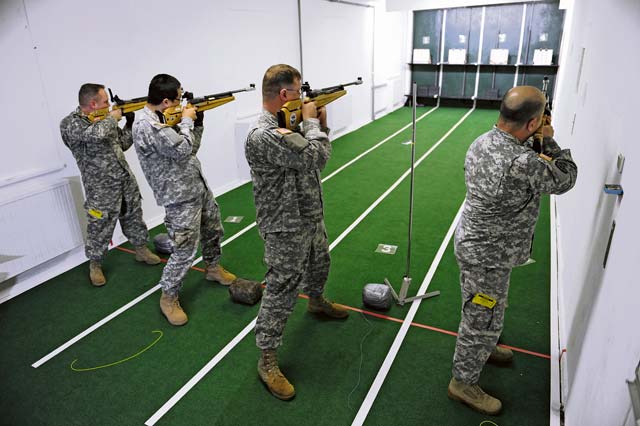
left=275, top=128, right=293, bottom=135
left=282, top=132, right=310, bottom=153
left=151, top=120, right=171, bottom=130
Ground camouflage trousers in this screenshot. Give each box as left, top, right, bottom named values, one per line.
left=85, top=177, right=149, bottom=262
left=452, top=262, right=511, bottom=384
left=160, top=189, right=223, bottom=297
left=255, top=220, right=330, bottom=350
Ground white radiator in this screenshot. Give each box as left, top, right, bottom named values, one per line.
left=0, top=180, right=83, bottom=283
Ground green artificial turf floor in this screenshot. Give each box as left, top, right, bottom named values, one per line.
left=0, top=106, right=552, bottom=426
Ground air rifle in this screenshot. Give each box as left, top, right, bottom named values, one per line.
left=532, top=76, right=552, bottom=153
left=278, top=77, right=363, bottom=130
left=163, top=84, right=256, bottom=126
left=87, top=89, right=147, bottom=123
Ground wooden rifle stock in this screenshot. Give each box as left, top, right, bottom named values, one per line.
left=87, top=89, right=148, bottom=123
left=278, top=77, right=363, bottom=130
left=163, top=84, right=256, bottom=126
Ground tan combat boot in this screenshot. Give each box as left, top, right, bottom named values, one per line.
left=205, top=264, right=236, bottom=285
left=488, top=345, right=514, bottom=364
left=258, top=349, right=295, bottom=400
left=308, top=296, right=349, bottom=319
left=447, top=377, right=502, bottom=415
left=159, top=292, right=188, bottom=326
left=134, top=245, right=161, bottom=265
left=89, top=260, right=106, bottom=287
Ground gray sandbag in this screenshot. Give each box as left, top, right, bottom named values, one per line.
left=362, top=283, right=392, bottom=311
left=153, top=233, right=173, bottom=255
left=229, top=278, right=263, bottom=305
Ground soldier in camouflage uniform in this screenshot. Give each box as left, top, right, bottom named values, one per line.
left=448, top=86, right=577, bottom=415
left=60, top=84, right=160, bottom=287
left=133, top=74, right=254, bottom=326
left=245, top=64, right=349, bottom=401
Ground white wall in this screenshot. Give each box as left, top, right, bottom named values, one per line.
left=300, top=0, right=374, bottom=136
left=0, top=0, right=299, bottom=301
left=0, top=0, right=408, bottom=301
left=373, top=2, right=412, bottom=118
left=551, top=0, right=640, bottom=424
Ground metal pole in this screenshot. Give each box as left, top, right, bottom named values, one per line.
left=297, top=0, right=304, bottom=77
left=406, top=82, right=417, bottom=278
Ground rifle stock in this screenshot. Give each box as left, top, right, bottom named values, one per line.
left=277, top=77, right=363, bottom=130
left=163, top=84, right=256, bottom=126
left=86, top=89, right=148, bottom=123
left=87, top=108, right=110, bottom=123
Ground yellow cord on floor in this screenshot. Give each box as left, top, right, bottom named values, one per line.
left=70, top=330, right=163, bottom=372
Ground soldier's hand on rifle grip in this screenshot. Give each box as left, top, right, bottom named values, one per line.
left=182, top=105, right=197, bottom=121
left=542, top=124, right=554, bottom=138
left=194, top=110, right=204, bottom=127
left=317, top=106, right=327, bottom=129
left=124, top=112, right=135, bottom=128
left=302, top=101, right=318, bottom=120
left=109, top=108, right=123, bottom=121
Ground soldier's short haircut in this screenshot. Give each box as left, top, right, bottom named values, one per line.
left=262, top=64, right=302, bottom=99
left=148, top=74, right=181, bottom=105
left=78, top=83, right=105, bottom=107
left=499, top=91, right=545, bottom=127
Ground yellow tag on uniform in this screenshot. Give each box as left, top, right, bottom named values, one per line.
left=88, top=208, right=103, bottom=219
left=472, top=293, right=497, bottom=309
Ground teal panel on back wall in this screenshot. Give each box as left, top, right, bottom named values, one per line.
left=481, top=3, right=524, bottom=65
left=413, top=9, right=443, bottom=62
left=411, top=65, right=439, bottom=88
left=442, top=66, right=477, bottom=98
left=443, top=7, right=482, bottom=64
left=478, top=66, right=515, bottom=100
left=412, top=10, right=443, bottom=90
left=410, top=2, right=563, bottom=102
left=523, top=1, right=565, bottom=65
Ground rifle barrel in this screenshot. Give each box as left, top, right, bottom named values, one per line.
left=306, top=77, right=363, bottom=98
left=188, top=84, right=256, bottom=105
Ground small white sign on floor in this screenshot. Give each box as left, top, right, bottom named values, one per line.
left=224, top=216, right=244, bottom=223
left=375, top=244, right=398, bottom=255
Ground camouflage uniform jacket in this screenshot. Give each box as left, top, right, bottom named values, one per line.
left=133, top=106, right=206, bottom=206
left=60, top=108, right=135, bottom=190
left=245, top=110, right=331, bottom=234
left=455, top=126, right=577, bottom=267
